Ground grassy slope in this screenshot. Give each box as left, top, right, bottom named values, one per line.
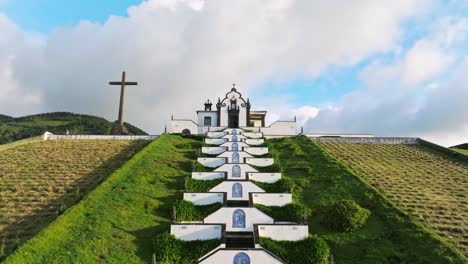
left=0, top=112, right=147, bottom=144
left=452, top=148, right=468, bottom=155
left=0, top=140, right=147, bottom=258
left=267, top=136, right=465, bottom=264
left=4, top=134, right=197, bottom=263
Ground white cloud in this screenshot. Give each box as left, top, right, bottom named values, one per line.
left=0, top=0, right=430, bottom=134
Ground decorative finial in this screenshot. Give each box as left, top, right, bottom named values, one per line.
left=164, top=125, right=167, bottom=133
left=232, top=83, right=236, bottom=91
left=294, top=115, right=297, bottom=122
left=171, top=114, right=173, bottom=120
left=301, top=126, right=304, bottom=134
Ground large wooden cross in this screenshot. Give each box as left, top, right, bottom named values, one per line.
left=109, top=71, right=138, bottom=134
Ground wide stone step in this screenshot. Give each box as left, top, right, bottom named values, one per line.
left=226, top=200, right=250, bottom=207
left=225, top=232, right=255, bottom=249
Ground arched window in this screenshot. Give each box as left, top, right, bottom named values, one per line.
left=232, top=143, right=238, bottom=151
left=232, top=152, right=240, bottom=163
left=232, top=165, right=241, bottom=178
left=181, top=129, right=191, bottom=135
left=233, top=252, right=250, bottom=264
left=230, top=98, right=237, bottom=109
left=232, top=135, right=238, bottom=142
left=232, top=183, right=243, bottom=198
left=232, top=209, right=246, bottom=228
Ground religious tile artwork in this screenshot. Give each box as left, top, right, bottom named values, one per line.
left=232, top=209, right=246, bottom=228
left=204, top=116, right=212, bottom=126
left=232, top=165, right=241, bottom=178
left=232, top=152, right=240, bottom=163
left=232, top=183, right=243, bottom=198
left=232, top=143, right=239, bottom=151
left=232, top=135, right=238, bottom=142
left=232, top=129, right=238, bottom=135
left=233, top=252, right=250, bottom=264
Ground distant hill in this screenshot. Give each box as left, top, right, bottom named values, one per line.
left=451, top=143, right=468, bottom=150
left=0, top=112, right=147, bottom=144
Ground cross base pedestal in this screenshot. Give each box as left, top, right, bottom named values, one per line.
left=112, top=123, right=129, bottom=135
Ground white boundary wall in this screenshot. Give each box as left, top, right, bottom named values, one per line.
left=46, top=134, right=158, bottom=141
left=243, top=132, right=263, bottom=139
left=248, top=173, right=281, bottom=183
left=192, top=172, right=225, bottom=180
left=257, top=225, right=308, bottom=241
left=206, top=131, right=226, bottom=138
left=205, top=138, right=227, bottom=145
left=199, top=249, right=282, bottom=264
left=252, top=193, right=292, bottom=206
left=244, top=138, right=264, bottom=145
left=171, top=224, right=222, bottom=241
left=260, top=121, right=296, bottom=136
left=215, top=164, right=258, bottom=179
left=183, top=193, right=224, bottom=205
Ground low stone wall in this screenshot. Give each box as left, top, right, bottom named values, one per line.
left=202, top=147, right=227, bottom=155
left=205, top=138, right=227, bottom=145
left=257, top=224, right=308, bottom=241
left=248, top=173, right=281, bottom=183
left=171, top=224, right=223, bottom=241
left=46, top=135, right=158, bottom=141
left=245, top=158, right=274, bottom=167
left=252, top=193, right=292, bottom=206
left=191, top=172, right=225, bottom=180
left=243, top=132, right=263, bottom=139
left=206, top=131, right=226, bottom=138
left=197, top=157, right=226, bottom=168
left=183, top=192, right=224, bottom=205
left=313, top=137, right=419, bottom=145
left=244, top=147, right=269, bottom=156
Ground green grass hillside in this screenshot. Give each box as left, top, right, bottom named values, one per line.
left=0, top=112, right=147, bottom=144
left=4, top=134, right=200, bottom=263
left=267, top=136, right=465, bottom=263
left=451, top=148, right=468, bottom=155
left=0, top=140, right=147, bottom=260
left=319, top=141, right=468, bottom=258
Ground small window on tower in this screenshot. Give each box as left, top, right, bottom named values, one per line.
left=204, top=116, right=212, bottom=126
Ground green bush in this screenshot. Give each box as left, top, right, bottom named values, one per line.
left=174, top=200, right=222, bottom=221
left=260, top=235, right=330, bottom=264
left=153, top=233, right=220, bottom=264
left=252, top=162, right=281, bottom=172
left=250, top=178, right=293, bottom=193
left=322, top=199, right=371, bottom=232
left=193, top=161, right=214, bottom=172
left=255, top=203, right=307, bottom=223
left=186, top=178, right=224, bottom=192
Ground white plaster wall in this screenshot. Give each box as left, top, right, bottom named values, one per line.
left=192, top=172, right=225, bottom=180
left=217, top=151, right=252, bottom=163
left=215, top=164, right=258, bottom=180
left=197, top=158, right=226, bottom=168
left=196, top=126, right=211, bottom=135
left=245, top=138, right=265, bottom=145
left=243, top=132, right=263, bottom=139
left=197, top=112, right=218, bottom=127
left=210, top=181, right=264, bottom=200
left=183, top=192, right=224, bottom=205
left=206, top=131, right=226, bottom=138
left=202, top=147, right=226, bottom=155
left=248, top=173, right=281, bottom=183
left=257, top=225, right=308, bottom=241
left=252, top=193, right=292, bottom=206
left=220, top=109, right=228, bottom=127
left=245, top=158, right=274, bottom=167
left=261, top=121, right=297, bottom=136
left=205, top=138, right=227, bottom=145
left=171, top=224, right=222, bottom=241
left=199, top=249, right=282, bottom=264
left=204, top=207, right=274, bottom=231
left=239, top=107, right=247, bottom=127
left=171, top=120, right=199, bottom=134
left=220, top=142, right=249, bottom=151
left=244, top=147, right=269, bottom=156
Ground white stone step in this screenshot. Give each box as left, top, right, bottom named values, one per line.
left=244, top=147, right=269, bottom=156
left=202, top=146, right=227, bottom=155
left=198, top=157, right=226, bottom=168
left=248, top=172, right=282, bottom=183
left=245, top=158, right=274, bottom=167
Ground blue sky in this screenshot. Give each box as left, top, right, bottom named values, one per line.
left=0, top=0, right=142, bottom=33
left=0, top=0, right=467, bottom=146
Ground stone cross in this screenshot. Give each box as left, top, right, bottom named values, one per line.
left=109, top=71, right=138, bottom=134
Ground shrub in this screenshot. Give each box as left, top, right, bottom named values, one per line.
left=322, top=199, right=371, bottom=232
left=251, top=178, right=293, bottom=193
left=153, top=233, right=220, bottom=264
left=255, top=203, right=307, bottom=223
left=186, top=178, right=224, bottom=192
left=260, top=235, right=330, bottom=264
left=174, top=200, right=222, bottom=221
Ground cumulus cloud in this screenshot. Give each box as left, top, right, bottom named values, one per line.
left=308, top=16, right=468, bottom=146
left=0, top=0, right=428, bottom=133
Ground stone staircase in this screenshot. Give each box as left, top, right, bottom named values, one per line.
left=170, top=127, right=308, bottom=263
